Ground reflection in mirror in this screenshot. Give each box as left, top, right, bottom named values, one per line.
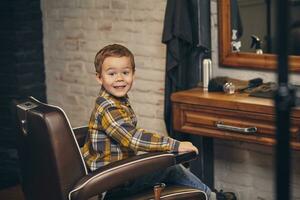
left=231, top=0, right=300, bottom=55
left=218, top=0, right=300, bottom=72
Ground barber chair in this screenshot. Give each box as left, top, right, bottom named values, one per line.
left=13, top=97, right=207, bottom=200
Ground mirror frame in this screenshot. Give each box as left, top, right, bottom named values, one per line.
left=218, top=0, right=300, bottom=72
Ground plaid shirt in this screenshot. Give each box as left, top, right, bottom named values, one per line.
left=81, top=89, right=180, bottom=171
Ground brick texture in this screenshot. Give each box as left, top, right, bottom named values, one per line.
left=41, top=0, right=168, bottom=133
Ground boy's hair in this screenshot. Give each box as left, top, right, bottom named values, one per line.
left=94, top=44, right=135, bottom=74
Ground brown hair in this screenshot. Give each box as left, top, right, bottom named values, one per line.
left=94, top=44, right=135, bottom=74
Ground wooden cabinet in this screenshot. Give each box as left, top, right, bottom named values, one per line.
left=171, top=88, right=300, bottom=150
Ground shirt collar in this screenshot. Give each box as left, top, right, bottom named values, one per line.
left=99, top=88, right=130, bottom=106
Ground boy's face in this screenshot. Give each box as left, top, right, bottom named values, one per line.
left=97, top=56, right=134, bottom=98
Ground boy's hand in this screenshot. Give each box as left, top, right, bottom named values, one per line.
left=178, top=141, right=199, bottom=154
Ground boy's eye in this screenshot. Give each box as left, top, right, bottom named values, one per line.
left=123, top=71, right=130, bottom=75
left=108, top=72, right=116, bottom=76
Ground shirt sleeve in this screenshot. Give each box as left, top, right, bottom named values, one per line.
left=101, top=105, right=180, bottom=152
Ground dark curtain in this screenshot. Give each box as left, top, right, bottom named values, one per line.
left=162, top=0, right=211, bottom=139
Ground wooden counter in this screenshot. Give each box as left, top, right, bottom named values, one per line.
left=171, top=88, right=300, bottom=150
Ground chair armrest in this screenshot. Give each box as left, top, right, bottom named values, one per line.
left=69, top=151, right=196, bottom=200
left=173, top=151, right=197, bottom=164
left=72, top=126, right=88, bottom=147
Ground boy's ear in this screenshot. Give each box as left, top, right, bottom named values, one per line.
left=95, top=73, right=102, bottom=85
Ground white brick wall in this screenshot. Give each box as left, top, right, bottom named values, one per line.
left=41, top=0, right=300, bottom=199
left=41, top=0, right=168, bottom=133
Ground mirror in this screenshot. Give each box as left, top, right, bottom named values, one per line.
left=218, top=0, right=300, bottom=72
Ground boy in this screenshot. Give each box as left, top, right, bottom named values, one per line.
left=81, top=44, right=213, bottom=199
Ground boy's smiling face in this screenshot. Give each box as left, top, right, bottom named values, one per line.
left=97, top=56, right=134, bottom=98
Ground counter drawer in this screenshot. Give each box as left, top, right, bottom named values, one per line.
left=173, top=104, right=300, bottom=140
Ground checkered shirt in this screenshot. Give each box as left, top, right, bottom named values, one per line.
left=81, top=89, right=180, bottom=171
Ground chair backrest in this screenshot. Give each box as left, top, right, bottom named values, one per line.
left=14, top=97, right=88, bottom=200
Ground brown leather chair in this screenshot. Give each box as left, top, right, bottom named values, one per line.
left=14, top=97, right=207, bottom=200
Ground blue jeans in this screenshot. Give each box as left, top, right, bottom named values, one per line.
left=107, top=164, right=212, bottom=199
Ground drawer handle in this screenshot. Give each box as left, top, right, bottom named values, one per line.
left=216, top=122, right=257, bottom=134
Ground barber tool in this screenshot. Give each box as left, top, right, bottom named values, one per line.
left=202, top=58, right=212, bottom=91
left=208, top=76, right=248, bottom=92
left=231, top=29, right=242, bottom=52
left=223, top=82, right=235, bottom=94
left=208, top=77, right=229, bottom=92
left=250, top=35, right=263, bottom=54
left=239, top=78, right=263, bottom=92
left=208, top=77, right=263, bottom=93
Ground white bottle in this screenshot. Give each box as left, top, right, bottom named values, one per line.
left=202, top=58, right=212, bottom=90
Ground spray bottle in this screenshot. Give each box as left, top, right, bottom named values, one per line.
left=251, top=35, right=263, bottom=54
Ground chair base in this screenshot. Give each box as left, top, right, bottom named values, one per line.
left=104, top=185, right=207, bottom=200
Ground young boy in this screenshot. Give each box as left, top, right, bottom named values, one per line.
left=81, top=44, right=213, bottom=199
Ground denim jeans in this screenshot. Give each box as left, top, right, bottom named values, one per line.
left=107, top=164, right=212, bottom=199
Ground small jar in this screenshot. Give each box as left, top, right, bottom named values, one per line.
left=223, top=82, right=235, bottom=94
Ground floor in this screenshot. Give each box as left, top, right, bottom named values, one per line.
left=0, top=185, right=25, bottom=200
